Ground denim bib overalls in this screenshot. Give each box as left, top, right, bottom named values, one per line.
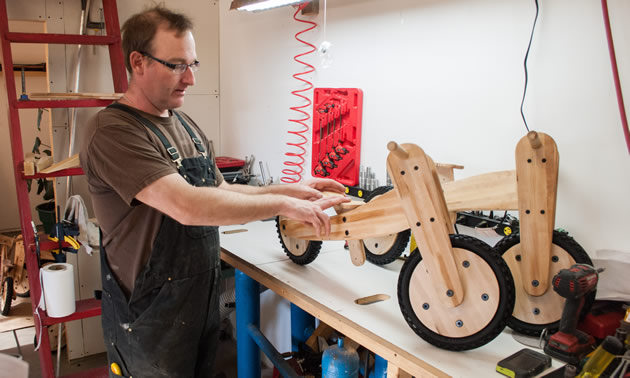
left=100, top=103, right=221, bottom=377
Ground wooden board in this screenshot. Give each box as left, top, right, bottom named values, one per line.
left=503, top=242, right=573, bottom=324
left=28, top=92, right=123, bottom=100
left=386, top=142, right=463, bottom=307
left=515, top=132, right=559, bottom=296
left=347, top=239, right=366, bottom=266
left=442, top=170, right=518, bottom=211
left=39, top=154, right=80, bottom=173
left=219, top=221, right=563, bottom=378
left=280, top=189, right=408, bottom=241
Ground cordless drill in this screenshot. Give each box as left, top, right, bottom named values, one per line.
left=544, top=264, right=602, bottom=365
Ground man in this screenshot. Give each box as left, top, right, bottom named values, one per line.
left=80, top=6, right=347, bottom=377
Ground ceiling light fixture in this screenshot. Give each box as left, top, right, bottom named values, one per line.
left=230, top=0, right=311, bottom=12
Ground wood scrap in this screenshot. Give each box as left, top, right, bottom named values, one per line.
left=36, top=155, right=54, bottom=172
left=39, top=154, right=80, bottom=173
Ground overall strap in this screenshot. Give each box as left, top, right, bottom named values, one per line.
left=107, top=103, right=184, bottom=170
left=173, top=111, right=207, bottom=158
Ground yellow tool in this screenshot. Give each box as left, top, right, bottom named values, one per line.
left=110, top=362, right=122, bottom=376
left=47, top=235, right=81, bottom=252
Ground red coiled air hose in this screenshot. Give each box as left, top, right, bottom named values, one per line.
left=282, top=2, right=317, bottom=183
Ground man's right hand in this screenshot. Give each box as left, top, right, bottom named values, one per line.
left=280, top=195, right=350, bottom=238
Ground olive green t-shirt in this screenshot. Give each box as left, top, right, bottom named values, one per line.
left=80, top=103, right=223, bottom=296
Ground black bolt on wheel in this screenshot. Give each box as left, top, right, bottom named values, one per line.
left=494, top=230, right=594, bottom=336
left=276, top=216, right=322, bottom=265
left=398, top=234, right=515, bottom=350
left=362, top=186, right=410, bottom=265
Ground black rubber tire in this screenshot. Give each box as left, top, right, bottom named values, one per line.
left=494, top=230, right=594, bottom=336
left=15, top=266, right=30, bottom=298
left=363, top=186, right=411, bottom=265
left=398, top=234, right=515, bottom=350
left=1, top=277, right=14, bottom=316
left=276, top=216, right=322, bottom=265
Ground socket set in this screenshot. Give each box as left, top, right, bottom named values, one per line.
left=311, top=88, right=363, bottom=186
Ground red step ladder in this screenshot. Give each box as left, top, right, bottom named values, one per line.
left=0, top=0, right=127, bottom=376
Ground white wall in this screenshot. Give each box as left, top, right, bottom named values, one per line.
left=219, top=0, right=630, bottom=255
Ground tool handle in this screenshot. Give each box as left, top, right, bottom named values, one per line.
left=387, top=141, right=409, bottom=159
left=559, top=296, right=585, bottom=334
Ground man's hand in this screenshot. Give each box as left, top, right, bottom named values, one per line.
left=303, top=178, right=346, bottom=194
left=272, top=178, right=346, bottom=201
left=280, top=195, right=350, bottom=237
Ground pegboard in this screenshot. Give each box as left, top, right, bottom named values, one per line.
left=311, top=88, right=363, bottom=186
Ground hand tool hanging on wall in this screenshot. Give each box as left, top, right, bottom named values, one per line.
left=335, top=102, right=349, bottom=155
left=328, top=105, right=342, bottom=162
left=320, top=105, right=336, bottom=170
left=324, top=104, right=339, bottom=167
left=314, top=112, right=329, bottom=177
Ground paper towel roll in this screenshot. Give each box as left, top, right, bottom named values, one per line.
left=41, top=263, right=75, bottom=318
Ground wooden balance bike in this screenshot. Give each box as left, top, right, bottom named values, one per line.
left=277, top=131, right=593, bottom=351
left=277, top=139, right=516, bottom=351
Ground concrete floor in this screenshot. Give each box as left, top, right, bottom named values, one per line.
left=0, top=320, right=240, bottom=377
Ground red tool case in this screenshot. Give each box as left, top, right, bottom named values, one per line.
left=311, top=88, right=363, bottom=186
left=216, top=156, right=245, bottom=171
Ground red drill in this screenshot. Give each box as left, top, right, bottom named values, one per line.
left=544, top=263, right=603, bottom=364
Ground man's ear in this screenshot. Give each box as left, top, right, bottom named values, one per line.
left=129, top=51, right=145, bottom=75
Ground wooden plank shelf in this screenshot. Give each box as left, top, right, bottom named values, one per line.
left=6, top=32, right=118, bottom=45
left=23, top=167, right=84, bottom=179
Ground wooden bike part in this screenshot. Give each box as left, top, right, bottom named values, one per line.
left=442, top=170, right=518, bottom=211
left=280, top=189, right=408, bottom=241
left=515, top=131, right=559, bottom=296
left=347, top=240, right=367, bottom=266
left=503, top=242, right=574, bottom=325
left=333, top=195, right=367, bottom=266
left=428, top=157, right=455, bottom=234
left=387, top=142, right=464, bottom=307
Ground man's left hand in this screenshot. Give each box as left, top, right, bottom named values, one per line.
left=273, top=178, right=346, bottom=201
left=303, top=178, right=346, bottom=194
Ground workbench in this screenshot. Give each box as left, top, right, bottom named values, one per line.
left=220, top=220, right=563, bottom=377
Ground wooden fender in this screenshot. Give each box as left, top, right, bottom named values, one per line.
left=387, top=142, right=464, bottom=307
left=515, top=131, right=559, bottom=296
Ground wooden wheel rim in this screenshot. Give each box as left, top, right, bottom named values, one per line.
left=363, top=234, right=397, bottom=255
left=279, top=217, right=309, bottom=256
left=503, top=243, right=574, bottom=325
left=14, top=269, right=29, bottom=295
left=408, top=247, right=500, bottom=337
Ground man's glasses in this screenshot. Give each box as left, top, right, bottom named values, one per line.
left=140, top=51, right=200, bottom=74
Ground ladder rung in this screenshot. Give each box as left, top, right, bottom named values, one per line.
left=14, top=99, right=114, bottom=109
left=6, top=32, right=118, bottom=45
left=29, top=92, right=123, bottom=100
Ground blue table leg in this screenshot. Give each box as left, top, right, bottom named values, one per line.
left=372, top=354, right=387, bottom=378
left=290, top=303, right=315, bottom=352
left=236, top=269, right=261, bottom=378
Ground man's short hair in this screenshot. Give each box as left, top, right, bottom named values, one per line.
left=121, top=5, right=193, bottom=73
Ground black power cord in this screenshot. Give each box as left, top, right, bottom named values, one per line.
left=520, top=0, right=540, bottom=133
